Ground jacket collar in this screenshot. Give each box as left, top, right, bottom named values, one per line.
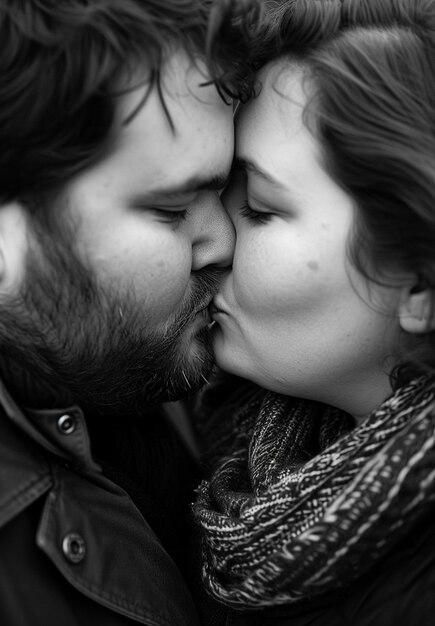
left=0, top=377, right=100, bottom=473
left=0, top=379, right=200, bottom=625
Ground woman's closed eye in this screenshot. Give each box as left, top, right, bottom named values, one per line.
left=239, top=204, right=273, bottom=225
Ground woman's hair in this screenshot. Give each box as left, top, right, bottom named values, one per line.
left=0, top=0, right=261, bottom=204
left=267, top=0, right=435, bottom=377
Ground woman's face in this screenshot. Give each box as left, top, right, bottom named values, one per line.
left=212, top=61, right=404, bottom=420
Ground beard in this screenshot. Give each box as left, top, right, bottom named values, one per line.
left=0, top=209, right=220, bottom=417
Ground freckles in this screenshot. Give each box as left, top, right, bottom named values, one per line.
left=307, top=260, right=319, bottom=271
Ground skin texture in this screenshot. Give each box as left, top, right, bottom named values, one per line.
left=213, top=60, right=406, bottom=422
left=0, top=50, right=236, bottom=412
left=57, top=51, right=235, bottom=355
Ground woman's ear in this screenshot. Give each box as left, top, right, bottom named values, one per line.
left=399, top=284, right=435, bottom=334
left=0, top=201, right=29, bottom=297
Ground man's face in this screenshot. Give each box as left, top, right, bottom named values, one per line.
left=6, top=50, right=235, bottom=414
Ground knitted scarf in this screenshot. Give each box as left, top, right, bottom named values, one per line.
left=193, top=375, right=435, bottom=609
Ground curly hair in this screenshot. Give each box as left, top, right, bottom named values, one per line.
left=262, top=0, right=435, bottom=378
left=0, top=0, right=262, bottom=203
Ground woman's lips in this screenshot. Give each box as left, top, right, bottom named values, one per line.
left=209, top=298, right=228, bottom=318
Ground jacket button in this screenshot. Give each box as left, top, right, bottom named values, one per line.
left=57, top=414, right=76, bottom=435
left=62, top=533, right=86, bottom=564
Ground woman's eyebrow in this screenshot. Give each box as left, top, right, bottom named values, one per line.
left=234, top=157, right=284, bottom=189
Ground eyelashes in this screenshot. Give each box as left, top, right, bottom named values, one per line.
left=238, top=204, right=273, bottom=225
left=154, top=208, right=190, bottom=222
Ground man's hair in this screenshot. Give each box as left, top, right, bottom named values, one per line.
left=0, top=0, right=261, bottom=204
left=263, top=0, right=435, bottom=378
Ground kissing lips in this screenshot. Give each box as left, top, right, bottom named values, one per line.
left=209, top=300, right=228, bottom=321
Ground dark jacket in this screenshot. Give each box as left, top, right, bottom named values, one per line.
left=0, top=380, right=200, bottom=626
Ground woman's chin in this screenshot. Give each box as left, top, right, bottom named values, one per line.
left=213, top=346, right=245, bottom=380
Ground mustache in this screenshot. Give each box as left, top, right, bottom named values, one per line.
left=175, top=267, right=227, bottom=329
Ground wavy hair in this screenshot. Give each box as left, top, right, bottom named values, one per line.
left=0, top=0, right=262, bottom=203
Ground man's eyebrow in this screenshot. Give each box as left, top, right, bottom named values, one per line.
left=234, top=157, right=283, bottom=189
left=147, top=173, right=230, bottom=199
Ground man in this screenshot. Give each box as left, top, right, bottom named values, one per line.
left=0, top=1, right=259, bottom=624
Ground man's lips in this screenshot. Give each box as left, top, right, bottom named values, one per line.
left=195, top=298, right=213, bottom=316
left=192, top=297, right=216, bottom=323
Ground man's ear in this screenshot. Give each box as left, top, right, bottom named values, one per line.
left=399, top=283, right=435, bottom=334
left=0, top=201, right=29, bottom=296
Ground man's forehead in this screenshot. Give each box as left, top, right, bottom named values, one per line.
left=112, top=72, right=233, bottom=150
left=114, top=49, right=223, bottom=122
left=78, top=51, right=235, bottom=201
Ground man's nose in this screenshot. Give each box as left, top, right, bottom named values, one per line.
left=191, top=191, right=235, bottom=270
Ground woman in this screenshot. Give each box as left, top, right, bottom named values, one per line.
left=193, top=1, right=435, bottom=624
